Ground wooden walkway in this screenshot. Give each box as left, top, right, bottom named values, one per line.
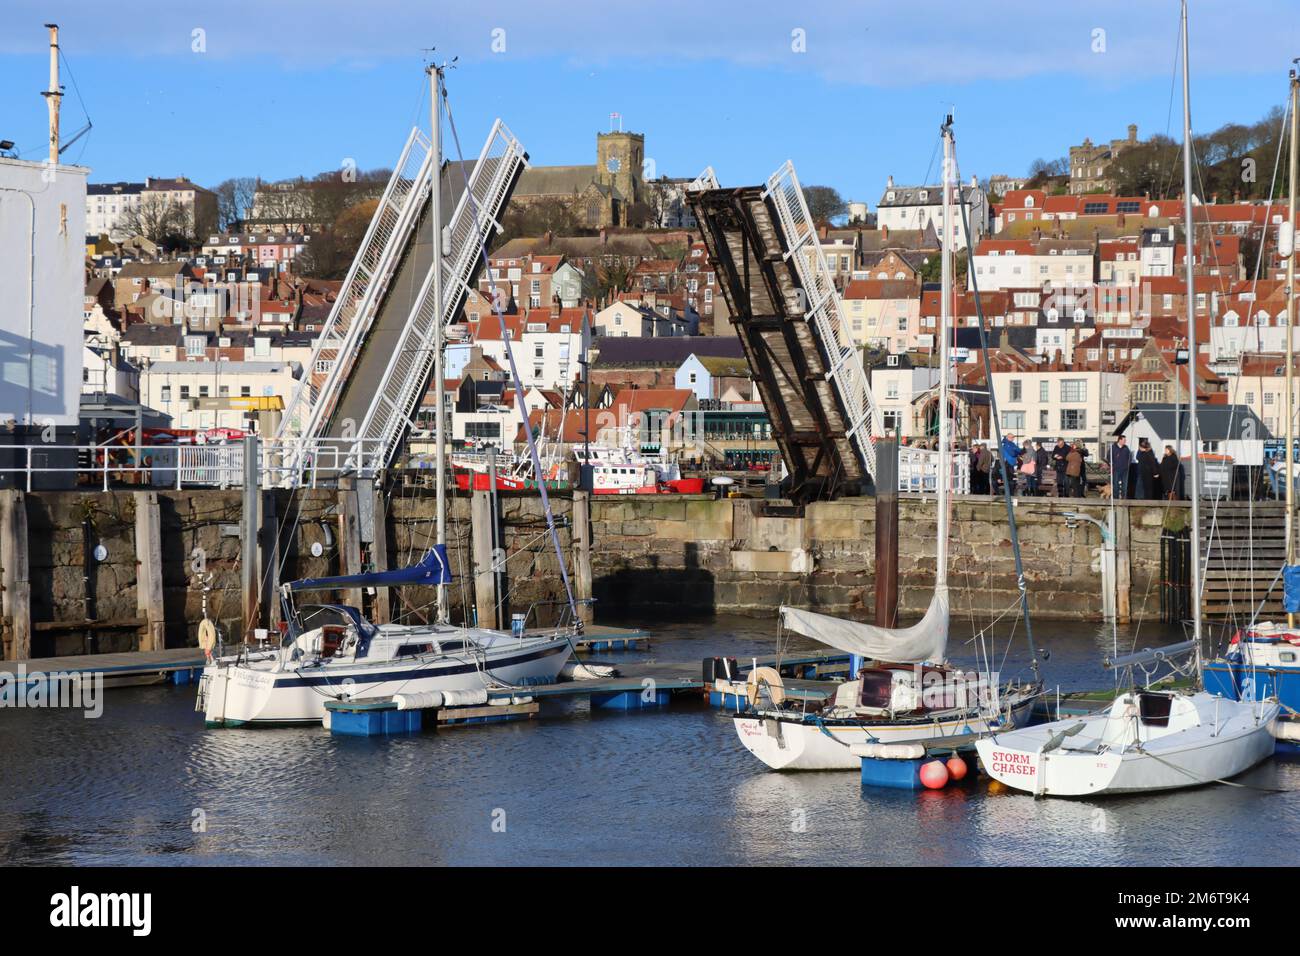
left=2, top=648, right=205, bottom=686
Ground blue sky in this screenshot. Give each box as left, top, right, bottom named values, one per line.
left=2, top=1, right=1297, bottom=206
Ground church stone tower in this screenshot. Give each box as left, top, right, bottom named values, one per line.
left=596, top=131, right=644, bottom=206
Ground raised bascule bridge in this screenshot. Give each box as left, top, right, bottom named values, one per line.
left=274, top=122, right=528, bottom=483
left=688, top=163, right=882, bottom=505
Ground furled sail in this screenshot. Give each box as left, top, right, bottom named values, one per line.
left=778, top=588, right=948, bottom=664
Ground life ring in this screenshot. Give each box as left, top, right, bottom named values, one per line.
left=198, top=619, right=218, bottom=659
left=746, top=666, right=786, bottom=707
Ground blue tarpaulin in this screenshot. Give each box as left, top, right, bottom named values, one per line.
left=287, top=545, right=453, bottom=591
left=1284, top=565, right=1300, bottom=614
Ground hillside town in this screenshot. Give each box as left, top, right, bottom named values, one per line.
left=57, top=114, right=1296, bottom=491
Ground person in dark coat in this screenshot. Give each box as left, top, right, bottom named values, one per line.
left=1051, top=438, right=1070, bottom=497
left=999, top=433, right=1021, bottom=495
left=1109, top=436, right=1132, bottom=499
left=1136, top=438, right=1161, bottom=500
left=1159, top=445, right=1183, bottom=500
left=1033, top=441, right=1050, bottom=497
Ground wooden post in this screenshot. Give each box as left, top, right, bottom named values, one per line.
left=471, top=489, right=498, bottom=629
left=240, top=436, right=261, bottom=637
left=1115, top=504, right=1132, bottom=624
left=874, top=437, right=899, bottom=628
left=370, top=484, right=391, bottom=624
left=0, top=490, right=32, bottom=660
left=261, top=490, right=281, bottom=629
left=338, top=478, right=363, bottom=610
left=572, top=490, right=594, bottom=625
left=134, top=491, right=166, bottom=651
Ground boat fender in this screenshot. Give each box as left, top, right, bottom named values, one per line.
left=850, top=743, right=926, bottom=760
left=442, top=688, right=489, bottom=707
left=746, top=666, right=786, bottom=707
left=919, top=760, right=950, bottom=789
left=395, top=691, right=444, bottom=710
left=198, top=619, right=218, bottom=660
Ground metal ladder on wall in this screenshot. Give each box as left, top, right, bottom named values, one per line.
left=762, top=160, right=881, bottom=478
left=275, top=128, right=436, bottom=457
left=355, top=120, right=528, bottom=469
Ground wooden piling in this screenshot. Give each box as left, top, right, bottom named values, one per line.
left=873, top=438, right=899, bottom=627
left=0, top=490, right=32, bottom=660
left=471, top=488, right=498, bottom=629
left=370, top=485, right=391, bottom=624
left=573, top=490, right=594, bottom=625
left=133, top=491, right=165, bottom=652
left=240, top=436, right=261, bottom=637
left=338, top=477, right=363, bottom=611
left=261, top=490, right=281, bottom=628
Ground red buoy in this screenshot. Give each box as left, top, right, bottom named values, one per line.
left=946, top=755, right=969, bottom=781
left=919, top=759, right=950, bottom=789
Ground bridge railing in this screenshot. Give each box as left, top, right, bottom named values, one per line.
left=763, top=161, right=881, bottom=478
left=0, top=438, right=389, bottom=491
left=356, top=120, right=528, bottom=470
left=276, top=126, right=436, bottom=455
left=898, top=446, right=971, bottom=495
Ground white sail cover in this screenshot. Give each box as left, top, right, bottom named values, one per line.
left=778, top=588, right=949, bottom=664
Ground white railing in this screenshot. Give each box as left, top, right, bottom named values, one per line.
left=898, top=446, right=971, bottom=495
left=763, top=160, right=881, bottom=478
left=0, top=438, right=389, bottom=491
left=356, top=120, right=528, bottom=470
left=277, top=127, right=436, bottom=451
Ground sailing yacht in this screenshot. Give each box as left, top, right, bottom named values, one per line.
left=1202, top=65, right=1300, bottom=748
left=197, top=547, right=573, bottom=727
left=733, top=120, right=1039, bottom=771
left=976, top=0, right=1281, bottom=796
left=199, top=62, right=578, bottom=726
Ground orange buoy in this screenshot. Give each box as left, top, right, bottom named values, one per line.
left=946, top=755, right=969, bottom=781
left=919, top=759, right=950, bottom=789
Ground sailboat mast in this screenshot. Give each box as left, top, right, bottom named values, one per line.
left=428, top=63, right=449, bottom=625
left=1286, top=66, right=1298, bottom=626
left=1180, top=0, right=1203, bottom=647
left=938, top=119, right=953, bottom=591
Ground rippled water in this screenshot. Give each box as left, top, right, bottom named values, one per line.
left=1, top=615, right=1297, bottom=866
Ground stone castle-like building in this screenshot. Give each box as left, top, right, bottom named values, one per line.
left=513, top=130, right=646, bottom=228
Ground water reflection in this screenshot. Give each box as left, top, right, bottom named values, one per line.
left=0, top=616, right=1296, bottom=865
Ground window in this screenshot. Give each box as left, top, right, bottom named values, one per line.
left=199, top=385, right=209, bottom=398
left=314, top=359, right=333, bottom=374
left=1009, top=380, right=1022, bottom=401
left=1060, top=408, right=1087, bottom=430
left=1039, top=380, right=1049, bottom=402
left=160, top=386, right=172, bottom=402
left=180, top=385, right=191, bottom=400
left=1060, top=379, right=1087, bottom=403
left=1001, top=411, right=1025, bottom=430
left=886, top=382, right=899, bottom=400
left=241, top=386, right=251, bottom=397
left=1039, top=409, right=1049, bottom=430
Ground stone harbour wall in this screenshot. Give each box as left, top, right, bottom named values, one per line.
left=1, top=487, right=1183, bottom=658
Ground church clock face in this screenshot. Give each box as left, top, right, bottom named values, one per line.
left=606, top=156, right=621, bottom=173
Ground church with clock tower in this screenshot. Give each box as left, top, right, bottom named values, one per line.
left=513, top=128, right=647, bottom=228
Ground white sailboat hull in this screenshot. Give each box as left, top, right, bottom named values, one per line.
left=201, top=636, right=571, bottom=727
left=976, top=693, right=1279, bottom=796
left=733, top=697, right=1036, bottom=771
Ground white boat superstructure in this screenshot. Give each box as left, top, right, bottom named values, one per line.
left=976, top=690, right=1279, bottom=796
left=199, top=605, right=572, bottom=727
left=734, top=666, right=1039, bottom=770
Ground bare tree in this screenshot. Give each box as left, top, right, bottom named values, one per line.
left=212, top=177, right=258, bottom=230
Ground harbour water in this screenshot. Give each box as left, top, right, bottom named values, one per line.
left=1, top=615, right=1297, bottom=866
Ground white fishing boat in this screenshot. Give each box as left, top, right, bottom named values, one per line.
left=197, top=547, right=574, bottom=727
left=977, top=3, right=1280, bottom=797
left=732, top=120, right=1040, bottom=771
